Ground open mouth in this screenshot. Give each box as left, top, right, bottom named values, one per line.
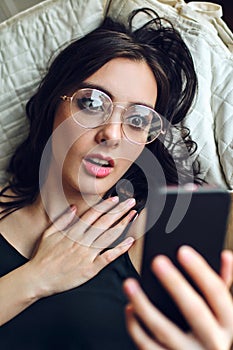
left=85, top=157, right=114, bottom=167
left=83, top=154, right=114, bottom=178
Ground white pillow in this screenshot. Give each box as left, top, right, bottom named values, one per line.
left=0, top=0, right=107, bottom=184
left=109, top=0, right=233, bottom=188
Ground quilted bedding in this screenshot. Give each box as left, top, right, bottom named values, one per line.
left=0, top=0, right=232, bottom=188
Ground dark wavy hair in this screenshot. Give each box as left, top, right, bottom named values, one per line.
left=0, top=8, right=203, bottom=216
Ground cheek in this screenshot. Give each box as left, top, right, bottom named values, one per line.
left=119, top=142, right=144, bottom=163
left=116, top=143, right=144, bottom=176
left=52, top=117, right=88, bottom=166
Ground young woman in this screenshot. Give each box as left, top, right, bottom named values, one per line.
left=0, top=8, right=232, bottom=350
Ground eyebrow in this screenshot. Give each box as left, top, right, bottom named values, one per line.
left=79, top=82, right=155, bottom=109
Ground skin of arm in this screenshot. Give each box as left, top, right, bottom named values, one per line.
left=0, top=261, right=42, bottom=326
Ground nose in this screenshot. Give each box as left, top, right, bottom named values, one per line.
left=95, top=106, right=123, bottom=148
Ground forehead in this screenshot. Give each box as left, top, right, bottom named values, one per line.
left=83, top=57, right=158, bottom=106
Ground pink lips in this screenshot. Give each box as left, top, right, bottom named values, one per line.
left=83, top=154, right=114, bottom=178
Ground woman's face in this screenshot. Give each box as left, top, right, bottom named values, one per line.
left=52, top=57, right=157, bottom=198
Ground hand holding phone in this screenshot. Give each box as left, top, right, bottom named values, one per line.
left=141, top=186, right=231, bottom=331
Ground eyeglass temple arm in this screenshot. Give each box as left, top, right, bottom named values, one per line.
left=160, top=128, right=166, bottom=135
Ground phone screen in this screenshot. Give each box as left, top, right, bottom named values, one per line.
left=141, top=186, right=231, bottom=331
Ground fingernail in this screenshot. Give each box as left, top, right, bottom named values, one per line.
left=125, top=304, right=133, bottom=313
left=124, top=237, right=135, bottom=245
left=110, top=196, right=119, bottom=202
left=127, top=210, right=137, bottom=221
left=152, top=255, right=172, bottom=272
left=125, top=198, right=136, bottom=206
left=124, top=279, right=139, bottom=295
left=69, top=204, right=77, bottom=213
left=132, top=212, right=138, bottom=222
left=178, top=245, right=193, bottom=261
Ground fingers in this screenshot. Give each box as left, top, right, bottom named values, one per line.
left=151, top=253, right=220, bottom=346
left=92, top=210, right=137, bottom=248
left=176, top=246, right=233, bottom=328
left=44, top=205, right=77, bottom=236
left=125, top=304, right=165, bottom=350
left=67, top=197, right=136, bottom=245
left=83, top=197, right=136, bottom=236
left=95, top=236, right=135, bottom=270
left=220, top=250, right=233, bottom=288
left=150, top=248, right=233, bottom=348
left=124, top=251, right=233, bottom=350
left=74, top=196, right=120, bottom=232
left=123, top=278, right=188, bottom=350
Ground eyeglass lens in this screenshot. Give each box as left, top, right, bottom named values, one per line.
left=71, top=88, right=162, bottom=144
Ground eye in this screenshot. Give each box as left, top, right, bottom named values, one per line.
left=77, top=96, right=105, bottom=113
left=126, top=114, right=150, bottom=130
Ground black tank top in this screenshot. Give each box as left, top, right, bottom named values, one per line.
left=0, top=234, right=139, bottom=350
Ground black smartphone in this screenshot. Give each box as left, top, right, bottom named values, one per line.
left=141, top=186, right=231, bottom=331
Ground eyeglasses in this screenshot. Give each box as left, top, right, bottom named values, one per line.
left=60, top=88, right=165, bottom=144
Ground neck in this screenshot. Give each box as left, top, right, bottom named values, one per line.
left=38, top=162, right=103, bottom=224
